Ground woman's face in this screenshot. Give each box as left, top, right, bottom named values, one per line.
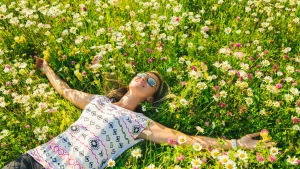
left=128, top=72, right=161, bottom=100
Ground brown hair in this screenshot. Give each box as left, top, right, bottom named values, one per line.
left=104, top=71, right=169, bottom=111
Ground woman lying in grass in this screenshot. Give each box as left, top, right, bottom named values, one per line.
left=3, top=58, right=274, bottom=169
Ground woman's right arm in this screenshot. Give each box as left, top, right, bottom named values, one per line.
left=37, top=58, right=94, bottom=110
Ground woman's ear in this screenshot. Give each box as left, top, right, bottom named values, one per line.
left=146, top=97, right=153, bottom=103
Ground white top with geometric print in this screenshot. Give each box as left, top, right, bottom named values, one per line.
left=27, top=95, right=152, bottom=169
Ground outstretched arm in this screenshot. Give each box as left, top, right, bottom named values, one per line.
left=36, top=58, right=94, bottom=110
left=138, top=121, right=272, bottom=150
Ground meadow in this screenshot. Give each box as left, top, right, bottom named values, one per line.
left=0, top=0, right=299, bottom=168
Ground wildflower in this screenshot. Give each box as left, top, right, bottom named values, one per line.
left=142, top=105, right=146, bottom=112
left=174, top=165, right=182, bottom=169
left=177, top=135, right=187, bottom=144
left=263, top=76, right=273, bottom=83
left=218, top=88, right=228, bottom=97
left=245, top=97, right=253, bottom=106
left=224, top=160, right=237, bottom=169
left=107, top=159, right=115, bottom=167
left=131, top=148, right=142, bottom=158
left=220, top=103, right=226, bottom=108
left=224, top=27, right=232, bottom=34
left=296, top=107, right=300, bottom=115
left=218, top=155, right=230, bottom=164
left=270, top=147, right=279, bottom=155
left=284, top=94, right=294, bottom=102
left=192, top=143, right=202, bottom=151
left=175, top=154, right=185, bottom=161
left=285, top=77, right=293, bottom=82
left=268, top=155, right=276, bottom=163
left=286, top=65, right=294, bottom=73
left=292, top=116, right=299, bottom=124
left=260, top=129, right=270, bottom=142
left=38, top=134, right=47, bottom=140
left=196, top=82, right=207, bottom=90
left=256, top=153, right=265, bottom=164
left=286, top=155, right=298, bottom=165
left=290, top=88, right=299, bottom=96
left=25, top=78, right=33, bottom=84
left=178, top=57, right=185, bottom=64
left=191, top=158, right=202, bottom=167
left=236, top=150, right=248, bottom=161
left=144, top=164, right=155, bottom=169
left=196, top=126, right=204, bottom=133
left=211, top=149, right=220, bottom=159
left=292, top=125, right=300, bottom=131
left=179, top=98, right=188, bottom=106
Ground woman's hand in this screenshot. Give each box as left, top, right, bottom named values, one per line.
left=35, top=57, right=48, bottom=72
left=237, top=132, right=275, bottom=150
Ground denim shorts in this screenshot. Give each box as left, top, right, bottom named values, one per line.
left=2, top=153, right=44, bottom=169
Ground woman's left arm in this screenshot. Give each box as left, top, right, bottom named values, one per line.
left=137, top=121, right=272, bottom=150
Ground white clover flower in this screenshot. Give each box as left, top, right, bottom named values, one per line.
left=173, top=4, right=182, bottom=13
left=179, top=98, right=188, bottom=106
left=196, top=82, right=207, bottom=90
left=277, top=71, right=283, bottom=76
left=25, top=78, right=33, bottom=84
left=38, top=134, right=47, bottom=141
left=224, top=27, right=232, bottom=34
left=189, top=71, right=203, bottom=80
left=196, top=126, right=204, bottom=133
left=282, top=47, right=291, bottom=53
left=286, top=65, right=294, bottom=73
left=144, top=164, right=155, bottom=169
left=178, top=57, right=185, bottom=64
left=70, top=27, right=77, bottom=34
left=296, top=107, right=300, bottom=115
left=284, top=94, right=294, bottom=102
left=142, top=105, right=146, bottom=112
left=285, top=77, right=293, bottom=82
left=262, top=60, right=270, bottom=67
left=220, top=91, right=227, bottom=98
left=290, top=88, right=299, bottom=96
left=273, top=101, right=280, bottom=107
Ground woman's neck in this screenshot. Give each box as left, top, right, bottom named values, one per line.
left=113, top=92, right=143, bottom=111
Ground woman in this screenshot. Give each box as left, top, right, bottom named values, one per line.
left=3, top=58, right=273, bottom=169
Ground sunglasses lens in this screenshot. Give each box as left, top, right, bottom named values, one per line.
left=148, top=78, right=156, bottom=87
left=137, top=73, right=157, bottom=87
left=137, top=73, right=147, bottom=78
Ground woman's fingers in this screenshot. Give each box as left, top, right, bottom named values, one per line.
left=246, top=132, right=260, bottom=138
left=35, top=58, right=44, bottom=69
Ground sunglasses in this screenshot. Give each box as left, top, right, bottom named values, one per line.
left=136, top=73, right=157, bottom=88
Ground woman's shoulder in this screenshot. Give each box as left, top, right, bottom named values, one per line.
left=91, top=95, right=112, bottom=103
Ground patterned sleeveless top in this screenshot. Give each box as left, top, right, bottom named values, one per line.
left=27, top=95, right=152, bottom=169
